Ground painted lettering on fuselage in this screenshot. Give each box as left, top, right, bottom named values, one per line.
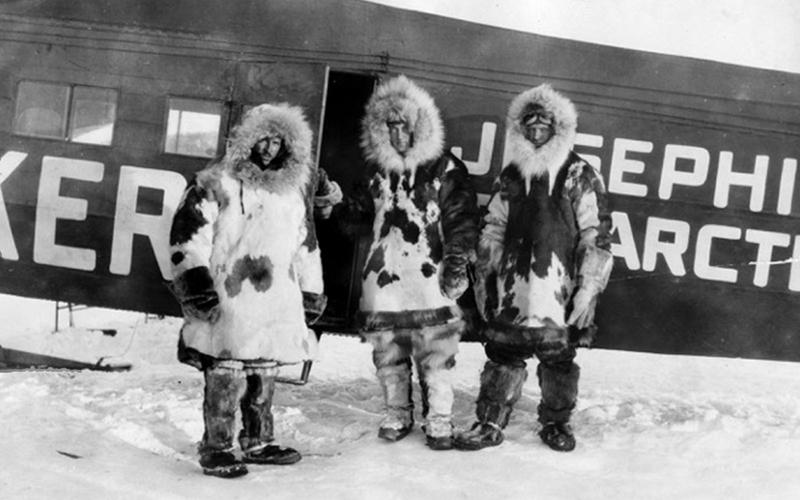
left=574, top=133, right=800, bottom=291
left=0, top=150, right=187, bottom=279
left=1, top=119, right=798, bottom=293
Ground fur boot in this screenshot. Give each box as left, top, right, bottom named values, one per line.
left=376, top=361, right=414, bottom=441
left=415, top=327, right=459, bottom=450
left=536, top=360, right=579, bottom=452
left=239, top=366, right=302, bottom=465
left=539, top=422, right=576, bottom=452
left=454, top=361, right=527, bottom=450
left=238, top=368, right=275, bottom=452
left=199, top=364, right=248, bottom=477
left=419, top=369, right=455, bottom=450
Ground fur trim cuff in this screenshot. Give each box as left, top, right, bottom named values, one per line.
left=579, top=246, right=613, bottom=290
left=170, top=266, right=215, bottom=302
left=484, top=322, right=568, bottom=347
left=359, top=306, right=462, bottom=331
left=303, top=291, right=328, bottom=325
left=314, top=180, right=343, bottom=208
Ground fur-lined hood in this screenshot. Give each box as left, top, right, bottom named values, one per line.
left=506, top=84, right=577, bottom=193
left=361, top=75, right=444, bottom=176
left=219, top=102, right=314, bottom=192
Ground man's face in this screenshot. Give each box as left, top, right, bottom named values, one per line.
left=388, top=120, right=412, bottom=154
left=254, top=136, right=283, bottom=168
left=522, top=108, right=555, bottom=148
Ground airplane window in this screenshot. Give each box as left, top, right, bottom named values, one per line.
left=164, top=98, right=222, bottom=158
left=13, top=81, right=69, bottom=139
left=69, top=86, right=118, bottom=146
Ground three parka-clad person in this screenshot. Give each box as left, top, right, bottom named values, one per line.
left=167, top=76, right=612, bottom=477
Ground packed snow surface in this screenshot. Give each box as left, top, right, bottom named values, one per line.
left=1, top=295, right=799, bottom=499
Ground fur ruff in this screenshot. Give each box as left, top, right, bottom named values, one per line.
left=221, top=103, right=314, bottom=194
left=506, top=84, right=577, bottom=194
left=361, top=75, right=444, bottom=178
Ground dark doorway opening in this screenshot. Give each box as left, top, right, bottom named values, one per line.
left=315, top=71, right=376, bottom=331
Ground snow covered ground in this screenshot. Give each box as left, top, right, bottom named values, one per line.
left=1, top=295, right=800, bottom=499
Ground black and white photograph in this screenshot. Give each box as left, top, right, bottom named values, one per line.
left=0, top=0, right=798, bottom=498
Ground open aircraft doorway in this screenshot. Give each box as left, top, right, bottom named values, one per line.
left=315, top=71, right=377, bottom=334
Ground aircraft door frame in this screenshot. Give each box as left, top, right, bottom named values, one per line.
left=228, top=62, right=330, bottom=155
left=314, top=71, right=377, bottom=332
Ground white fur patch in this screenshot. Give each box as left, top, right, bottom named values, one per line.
left=500, top=252, right=573, bottom=327
left=180, top=176, right=315, bottom=363
left=575, top=190, right=601, bottom=230
left=294, top=246, right=324, bottom=295
left=360, top=175, right=453, bottom=312
left=421, top=368, right=455, bottom=418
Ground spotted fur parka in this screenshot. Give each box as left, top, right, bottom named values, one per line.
left=168, top=103, right=321, bottom=367
left=357, top=75, right=479, bottom=332
left=475, top=85, right=613, bottom=342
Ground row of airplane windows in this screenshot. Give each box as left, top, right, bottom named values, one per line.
left=11, top=80, right=223, bottom=158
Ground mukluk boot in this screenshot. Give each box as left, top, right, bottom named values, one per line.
left=239, top=365, right=302, bottom=465
left=418, top=366, right=456, bottom=450
left=414, top=320, right=462, bottom=450
left=423, top=415, right=454, bottom=450
left=200, top=363, right=248, bottom=478
left=454, top=361, right=527, bottom=451
left=376, top=362, right=414, bottom=441
left=538, top=422, right=576, bottom=452
left=536, top=359, right=579, bottom=452
left=378, top=415, right=414, bottom=442
left=455, top=421, right=504, bottom=450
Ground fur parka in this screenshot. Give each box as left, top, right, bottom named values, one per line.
left=357, top=76, right=479, bottom=332
left=168, top=103, right=320, bottom=367
left=475, top=85, right=613, bottom=342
